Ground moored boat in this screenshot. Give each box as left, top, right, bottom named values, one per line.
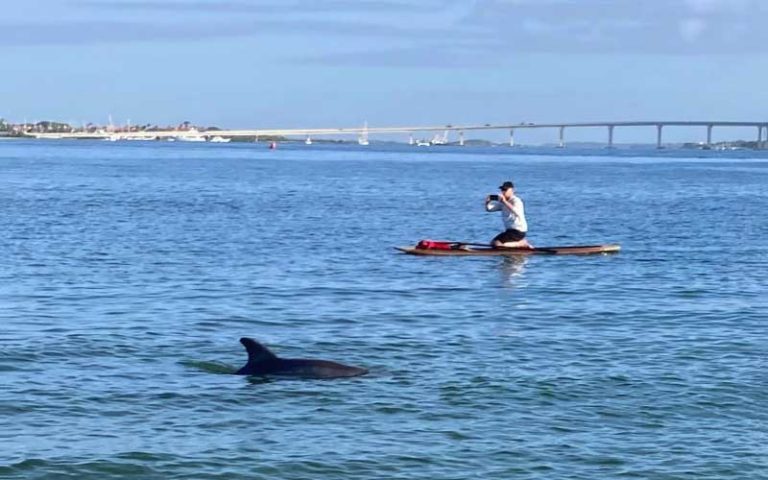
left=176, top=128, right=206, bottom=142
left=177, top=135, right=206, bottom=142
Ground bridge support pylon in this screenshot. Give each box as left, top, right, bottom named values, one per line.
left=757, top=126, right=764, bottom=150
left=607, top=125, right=614, bottom=148
left=459, top=131, right=464, bottom=146
left=509, top=129, right=515, bottom=147
left=558, top=126, right=565, bottom=148
left=706, top=125, right=713, bottom=146
left=408, top=133, right=414, bottom=145
left=763, top=126, right=767, bottom=149
left=656, top=125, right=664, bottom=149
left=764, top=126, right=767, bottom=150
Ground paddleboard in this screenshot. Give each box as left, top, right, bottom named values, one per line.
left=396, top=244, right=620, bottom=256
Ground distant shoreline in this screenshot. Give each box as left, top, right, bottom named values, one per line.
left=3, top=135, right=766, bottom=152
left=1, top=120, right=765, bottom=151
left=3, top=118, right=767, bottom=151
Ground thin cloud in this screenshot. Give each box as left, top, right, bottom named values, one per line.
left=73, top=0, right=451, bottom=16
left=684, top=0, right=752, bottom=14
left=3, top=0, right=768, bottom=58
left=679, top=18, right=708, bottom=43
left=3, top=0, right=472, bottom=48
left=457, top=0, right=768, bottom=54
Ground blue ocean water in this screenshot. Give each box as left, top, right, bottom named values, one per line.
left=1, top=140, right=766, bottom=479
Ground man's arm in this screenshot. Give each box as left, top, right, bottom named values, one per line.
left=499, top=196, right=523, bottom=216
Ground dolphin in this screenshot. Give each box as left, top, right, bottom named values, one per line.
left=235, top=337, right=368, bottom=379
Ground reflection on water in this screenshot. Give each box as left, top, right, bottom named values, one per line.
left=181, top=360, right=237, bottom=375
left=499, top=256, right=528, bottom=288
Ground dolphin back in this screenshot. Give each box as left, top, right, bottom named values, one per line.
left=235, top=338, right=368, bottom=378
left=236, top=337, right=279, bottom=375
left=278, top=359, right=369, bottom=378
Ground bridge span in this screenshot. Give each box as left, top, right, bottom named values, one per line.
left=33, top=120, right=768, bottom=148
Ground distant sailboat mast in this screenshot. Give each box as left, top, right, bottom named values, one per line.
left=358, top=121, right=369, bottom=145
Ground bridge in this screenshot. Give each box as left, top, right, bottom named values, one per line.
left=31, top=121, right=768, bottom=148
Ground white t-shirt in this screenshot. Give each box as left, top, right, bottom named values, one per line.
left=486, top=196, right=528, bottom=232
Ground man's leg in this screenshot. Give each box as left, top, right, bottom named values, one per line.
left=500, top=239, right=533, bottom=249
left=492, top=230, right=533, bottom=249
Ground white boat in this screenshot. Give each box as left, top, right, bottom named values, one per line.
left=177, top=135, right=206, bottom=142
left=305, top=136, right=313, bottom=145
left=176, top=128, right=206, bottom=142
left=430, top=131, right=449, bottom=145
left=210, top=136, right=231, bottom=143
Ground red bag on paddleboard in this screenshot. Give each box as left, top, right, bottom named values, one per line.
left=416, top=239, right=453, bottom=250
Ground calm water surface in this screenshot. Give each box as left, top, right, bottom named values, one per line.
left=1, top=141, right=766, bottom=479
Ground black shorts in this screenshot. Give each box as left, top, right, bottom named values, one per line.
left=492, top=229, right=527, bottom=244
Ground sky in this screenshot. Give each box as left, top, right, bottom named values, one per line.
left=2, top=0, right=768, bottom=143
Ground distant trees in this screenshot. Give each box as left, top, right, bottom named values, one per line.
left=33, top=121, right=74, bottom=133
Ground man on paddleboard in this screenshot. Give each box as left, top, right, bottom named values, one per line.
left=485, top=181, right=532, bottom=248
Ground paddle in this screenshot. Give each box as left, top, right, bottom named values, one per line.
left=447, top=241, right=495, bottom=248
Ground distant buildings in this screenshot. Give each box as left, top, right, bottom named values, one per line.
left=0, top=119, right=217, bottom=136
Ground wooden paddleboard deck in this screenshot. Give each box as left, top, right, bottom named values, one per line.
left=397, top=244, right=621, bottom=256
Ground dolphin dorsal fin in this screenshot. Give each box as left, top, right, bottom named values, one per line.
left=240, top=337, right=278, bottom=366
